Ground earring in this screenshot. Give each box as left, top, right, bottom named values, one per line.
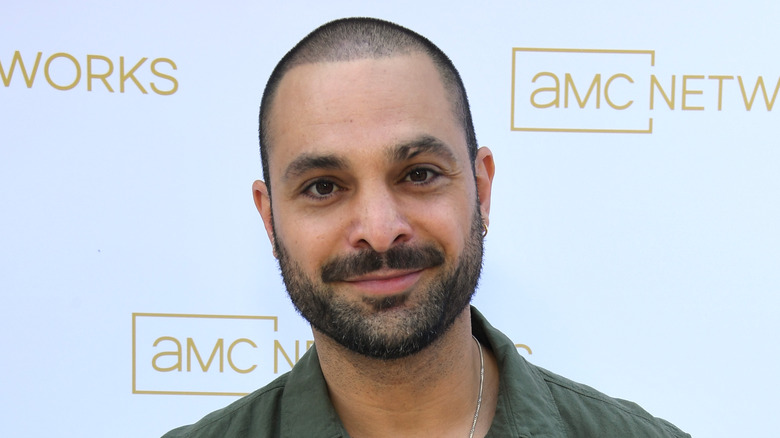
left=481, top=222, right=488, bottom=238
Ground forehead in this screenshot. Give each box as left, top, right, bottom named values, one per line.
left=265, top=53, right=467, bottom=177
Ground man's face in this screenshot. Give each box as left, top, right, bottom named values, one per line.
left=254, top=53, right=494, bottom=359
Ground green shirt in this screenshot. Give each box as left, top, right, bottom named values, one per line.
left=163, top=307, right=689, bottom=437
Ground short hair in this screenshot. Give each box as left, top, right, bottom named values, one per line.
left=258, top=17, right=478, bottom=193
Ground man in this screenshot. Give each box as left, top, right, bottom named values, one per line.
left=164, top=17, right=689, bottom=437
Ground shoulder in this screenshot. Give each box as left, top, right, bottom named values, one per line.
left=161, top=345, right=342, bottom=438
left=532, top=364, right=690, bottom=438
left=473, top=307, right=689, bottom=437
left=161, top=373, right=290, bottom=438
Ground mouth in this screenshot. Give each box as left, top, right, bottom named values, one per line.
left=341, top=269, right=424, bottom=297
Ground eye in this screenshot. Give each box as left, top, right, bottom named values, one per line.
left=404, top=167, right=439, bottom=184
left=304, top=180, right=341, bottom=198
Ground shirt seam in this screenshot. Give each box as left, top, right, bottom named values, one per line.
left=529, top=366, right=571, bottom=438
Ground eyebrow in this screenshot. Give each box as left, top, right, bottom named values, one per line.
left=389, top=135, right=458, bottom=164
left=282, top=154, right=349, bottom=182
left=281, top=135, right=458, bottom=182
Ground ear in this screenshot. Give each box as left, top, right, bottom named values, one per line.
left=474, top=147, right=495, bottom=227
left=252, top=180, right=277, bottom=257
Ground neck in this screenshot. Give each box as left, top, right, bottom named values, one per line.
left=314, top=307, right=497, bottom=438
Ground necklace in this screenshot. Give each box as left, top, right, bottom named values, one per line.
left=469, top=335, right=484, bottom=438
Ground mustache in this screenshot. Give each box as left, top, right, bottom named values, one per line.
left=321, top=244, right=445, bottom=283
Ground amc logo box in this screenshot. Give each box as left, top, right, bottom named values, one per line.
left=132, top=313, right=313, bottom=396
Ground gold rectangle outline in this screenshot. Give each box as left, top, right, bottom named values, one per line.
left=134, top=389, right=251, bottom=396
left=510, top=48, right=655, bottom=134
left=132, top=312, right=278, bottom=396
left=513, top=118, right=653, bottom=134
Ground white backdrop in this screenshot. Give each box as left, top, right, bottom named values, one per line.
left=2, top=1, right=779, bottom=437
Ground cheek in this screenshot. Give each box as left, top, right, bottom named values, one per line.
left=411, top=196, right=475, bottom=253
left=274, top=207, right=343, bottom=271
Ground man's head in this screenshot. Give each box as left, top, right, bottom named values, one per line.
left=253, top=17, right=495, bottom=360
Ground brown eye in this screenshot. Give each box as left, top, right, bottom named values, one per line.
left=314, top=182, right=334, bottom=195
left=408, top=169, right=429, bottom=182
left=305, top=180, right=341, bottom=198
left=406, top=167, right=440, bottom=184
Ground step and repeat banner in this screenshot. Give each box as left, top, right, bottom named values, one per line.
left=2, top=2, right=778, bottom=437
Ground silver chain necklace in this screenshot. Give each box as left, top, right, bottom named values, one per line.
left=469, top=335, right=485, bottom=438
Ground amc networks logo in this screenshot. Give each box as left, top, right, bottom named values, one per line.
left=132, top=313, right=313, bottom=396
left=1, top=51, right=177, bottom=95
left=132, top=312, right=532, bottom=396
left=511, top=48, right=780, bottom=133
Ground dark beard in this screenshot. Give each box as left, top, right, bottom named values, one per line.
left=273, top=209, right=484, bottom=360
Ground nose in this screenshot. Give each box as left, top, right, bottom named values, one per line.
left=347, top=184, right=412, bottom=253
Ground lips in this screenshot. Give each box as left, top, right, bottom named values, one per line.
left=342, top=269, right=424, bottom=296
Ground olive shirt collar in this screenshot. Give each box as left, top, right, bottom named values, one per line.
left=279, top=307, right=565, bottom=438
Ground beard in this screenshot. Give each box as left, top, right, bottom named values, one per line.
left=273, top=208, right=484, bottom=360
